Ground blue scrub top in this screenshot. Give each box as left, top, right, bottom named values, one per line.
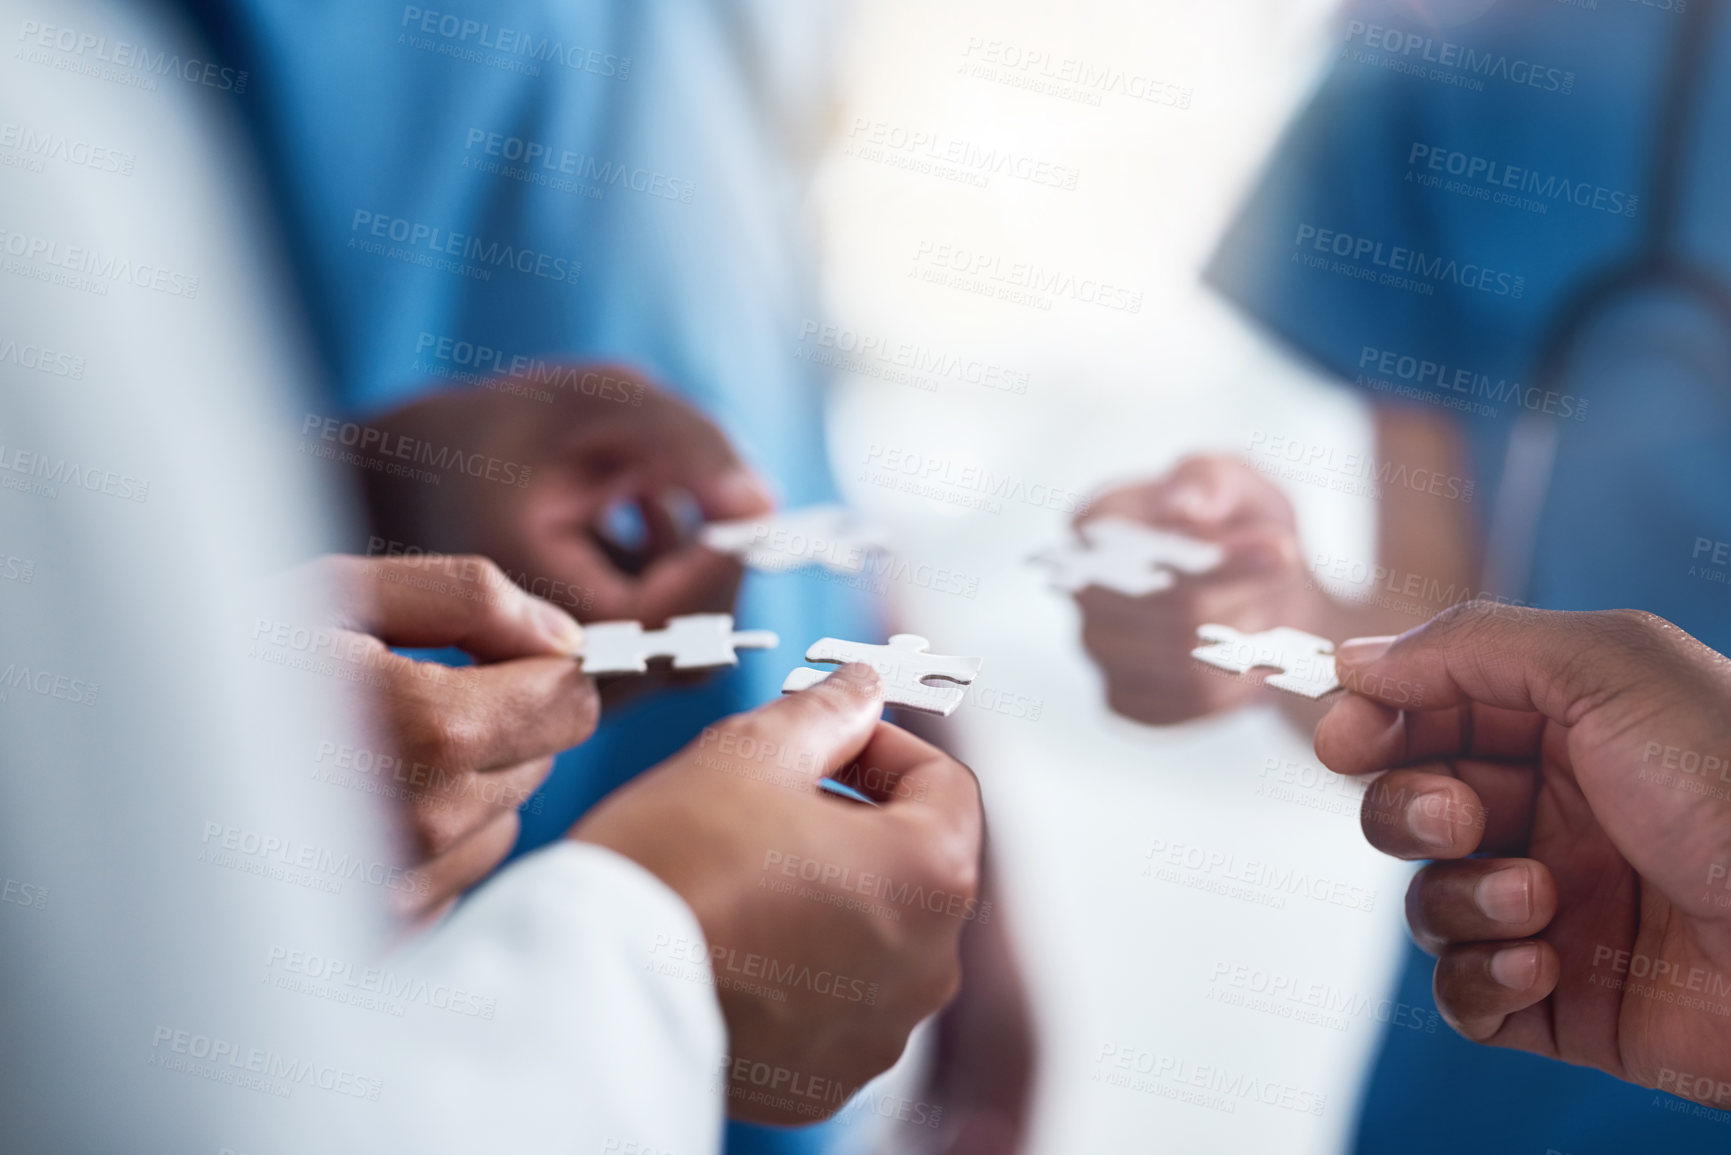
left=1208, top=0, right=1731, bottom=1149
left=210, top=2, right=871, bottom=1149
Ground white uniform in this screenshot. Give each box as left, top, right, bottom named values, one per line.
left=0, top=1, right=723, bottom=1149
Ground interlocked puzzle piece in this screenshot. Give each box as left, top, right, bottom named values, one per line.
left=700, top=505, right=889, bottom=575
left=1190, top=624, right=1340, bottom=699
left=1033, top=516, right=1224, bottom=596
left=578, top=614, right=779, bottom=676
left=781, top=634, right=983, bottom=716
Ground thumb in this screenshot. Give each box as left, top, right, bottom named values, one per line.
left=1325, top=604, right=1731, bottom=917
left=719, top=663, right=885, bottom=781
left=1329, top=603, right=1664, bottom=722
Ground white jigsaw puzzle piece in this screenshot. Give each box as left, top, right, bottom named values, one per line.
left=1190, top=623, right=1340, bottom=699
left=700, top=504, right=889, bottom=575
left=579, top=614, right=779, bottom=675
left=1033, top=516, right=1224, bottom=596
left=781, top=633, right=983, bottom=717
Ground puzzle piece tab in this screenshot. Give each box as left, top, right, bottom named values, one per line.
left=1033, top=516, right=1224, bottom=596
left=1190, top=624, right=1340, bottom=699
left=579, top=614, right=779, bottom=676
left=700, top=505, right=889, bottom=575
left=781, top=634, right=983, bottom=716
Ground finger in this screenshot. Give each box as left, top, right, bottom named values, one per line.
left=1359, top=769, right=1488, bottom=859
left=1329, top=603, right=1680, bottom=722
left=397, top=808, right=520, bottom=920
left=626, top=388, right=774, bottom=520
left=863, top=723, right=984, bottom=874
left=728, top=663, right=886, bottom=781
left=385, top=655, right=599, bottom=774
left=1404, top=858, right=1557, bottom=954
left=1113, top=455, right=1293, bottom=532
left=325, top=555, right=584, bottom=661
left=414, top=756, right=556, bottom=855
left=631, top=544, right=746, bottom=623
left=1316, top=695, right=1547, bottom=776
left=1327, top=605, right=1731, bottom=908
left=1203, top=521, right=1304, bottom=583
left=1431, top=939, right=1560, bottom=1043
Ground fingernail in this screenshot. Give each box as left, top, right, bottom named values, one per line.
left=531, top=600, right=584, bottom=654
left=1475, top=867, right=1532, bottom=924
left=1403, top=792, right=1456, bottom=852
left=1336, top=635, right=1395, bottom=664
left=1489, top=944, right=1540, bottom=991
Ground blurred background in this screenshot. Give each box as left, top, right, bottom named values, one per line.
left=814, top=3, right=1405, bottom=1151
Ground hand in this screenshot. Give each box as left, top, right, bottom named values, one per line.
left=357, top=367, right=774, bottom=625
left=923, top=863, right=1036, bottom=1155
left=1317, top=603, right=1731, bottom=1105
left=298, top=555, right=599, bottom=922
left=572, top=664, right=985, bottom=1125
left=1075, top=455, right=1325, bottom=724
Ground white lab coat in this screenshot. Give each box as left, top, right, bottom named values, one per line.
left=0, top=1, right=724, bottom=1150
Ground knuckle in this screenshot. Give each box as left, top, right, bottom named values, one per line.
left=426, top=710, right=491, bottom=773
left=414, top=793, right=483, bottom=854
left=457, top=555, right=513, bottom=607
